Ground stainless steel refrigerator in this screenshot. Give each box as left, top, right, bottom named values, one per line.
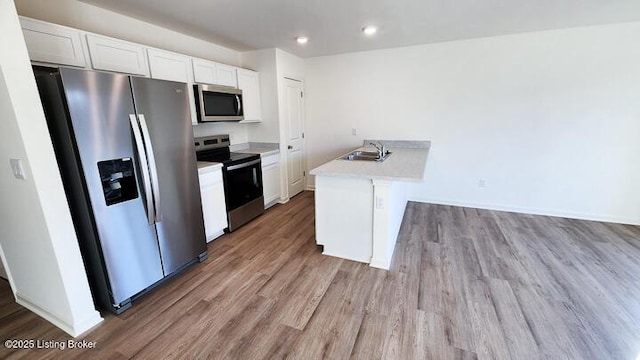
left=34, top=67, right=207, bottom=314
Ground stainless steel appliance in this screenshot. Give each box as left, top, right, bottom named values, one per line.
left=193, top=84, right=243, bottom=122
left=195, top=135, right=264, bottom=231
left=34, top=67, right=207, bottom=314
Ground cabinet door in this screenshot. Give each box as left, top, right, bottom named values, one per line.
left=237, top=68, right=262, bottom=122
left=20, top=17, right=86, bottom=67
left=86, top=34, right=150, bottom=76
left=199, top=168, right=228, bottom=241
left=216, top=63, right=238, bottom=88
left=192, top=58, right=217, bottom=84
left=262, top=164, right=281, bottom=207
left=147, top=48, right=192, bottom=83
left=192, top=58, right=238, bottom=88
left=261, top=153, right=281, bottom=208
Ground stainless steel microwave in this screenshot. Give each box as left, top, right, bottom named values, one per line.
left=193, top=84, right=244, bottom=122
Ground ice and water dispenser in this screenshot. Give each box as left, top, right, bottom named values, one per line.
left=98, top=158, right=139, bottom=206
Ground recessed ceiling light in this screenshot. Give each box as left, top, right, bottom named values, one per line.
left=362, top=26, right=378, bottom=36
left=296, top=36, right=309, bottom=45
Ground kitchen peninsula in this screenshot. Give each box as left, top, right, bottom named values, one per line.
left=310, top=141, right=430, bottom=270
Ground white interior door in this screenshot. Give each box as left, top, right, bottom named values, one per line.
left=284, top=78, right=305, bottom=198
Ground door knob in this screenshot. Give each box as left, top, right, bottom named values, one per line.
left=288, top=145, right=293, bottom=150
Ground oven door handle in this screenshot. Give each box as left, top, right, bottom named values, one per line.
left=226, top=159, right=261, bottom=171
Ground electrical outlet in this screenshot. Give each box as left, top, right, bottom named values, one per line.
left=351, top=128, right=358, bottom=136
left=478, top=179, right=486, bottom=188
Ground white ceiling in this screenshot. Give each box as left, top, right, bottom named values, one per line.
left=78, top=0, right=640, bottom=58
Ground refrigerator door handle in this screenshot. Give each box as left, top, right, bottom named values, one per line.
left=137, top=114, right=162, bottom=223
left=129, top=114, right=155, bottom=225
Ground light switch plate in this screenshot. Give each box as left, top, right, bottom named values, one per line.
left=9, top=159, right=27, bottom=180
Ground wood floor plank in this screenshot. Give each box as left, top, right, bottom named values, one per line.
left=284, top=262, right=375, bottom=359
left=485, top=278, right=539, bottom=358
left=380, top=272, right=419, bottom=360
left=415, top=310, right=478, bottom=360
left=511, top=285, right=585, bottom=359
left=269, top=256, right=342, bottom=330
left=466, top=280, right=512, bottom=360
left=418, top=241, right=444, bottom=314
left=256, top=240, right=319, bottom=298
left=349, top=313, right=388, bottom=360
left=177, top=295, right=277, bottom=360
left=0, top=194, right=638, bottom=360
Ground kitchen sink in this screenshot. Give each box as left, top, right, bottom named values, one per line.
left=341, top=150, right=392, bottom=162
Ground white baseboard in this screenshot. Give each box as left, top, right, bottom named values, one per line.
left=409, top=196, right=640, bottom=225
left=15, top=292, right=102, bottom=337
left=277, top=197, right=290, bottom=204
left=306, top=185, right=316, bottom=191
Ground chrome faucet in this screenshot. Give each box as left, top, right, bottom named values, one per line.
left=369, top=141, right=386, bottom=158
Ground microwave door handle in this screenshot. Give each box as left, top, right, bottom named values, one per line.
left=129, top=114, right=155, bottom=225
left=137, top=114, right=162, bottom=223
left=236, top=95, right=242, bottom=116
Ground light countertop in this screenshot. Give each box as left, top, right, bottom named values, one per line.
left=197, top=161, right=223, bottom=170
left=310, top=141, right=430, bottom=182
left=231, top=142, right=279, bottom=156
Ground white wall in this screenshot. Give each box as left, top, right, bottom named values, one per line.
left=192, top=122, right=249, bottom=145
left=0, top=0, right=101, bottom=336
left=242, top=48, right=281, bottom=143
left=240, top=48, right=307, bottom=145
left=306, top=22, right=640, bottom=225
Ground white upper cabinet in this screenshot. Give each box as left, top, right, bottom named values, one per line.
left=192, top=58, right=217, bottom=84
left=147, top=48, right=193, bottom=83
left=20, top=17, right=86, bottom=67
left=86, top=34, right=150, bottom=76
left=192, top=58, right=237, bottom=87
left=237, top=68, right=262, bottom=122
left=215, top=63, right=238, bottom=88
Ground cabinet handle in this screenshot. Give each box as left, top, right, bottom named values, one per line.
left=288, top=145, right=293, bottom=150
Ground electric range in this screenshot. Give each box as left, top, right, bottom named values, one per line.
left=195, top=135, right=264, bottom=232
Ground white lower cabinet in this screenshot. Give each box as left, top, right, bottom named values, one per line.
left=261, top=153, right=281, bottom=208
left=198, top=164, right=228, bottom=242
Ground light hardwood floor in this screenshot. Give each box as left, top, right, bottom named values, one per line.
left=1, top=191, right=639, bottom=359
